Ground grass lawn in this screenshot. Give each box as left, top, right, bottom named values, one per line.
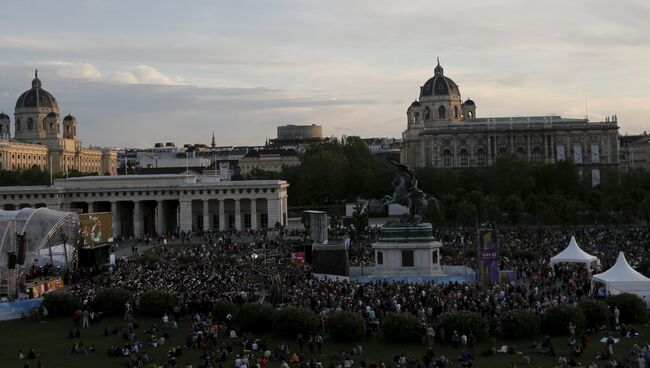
left=0, top=315, right=647, bottom=368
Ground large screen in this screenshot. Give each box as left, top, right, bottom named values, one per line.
left=78, top=212, right=113, bottom=246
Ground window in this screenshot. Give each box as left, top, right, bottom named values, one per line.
left=438, top=106, right=446, bottom=119
left=16, top=119, right=20, bottom=131
left=424, top=107, right=431, bottom=120
left=432, top=250, right=438, bottom=265
left=244, top=213, right=251, bottom=228
left=402, top=250, right=414, bottom=267
left=516, top=147, right=527, bottom=160
left=260, top=213, right=268, bottom=228
left=476, top=149, right=486, bottom=166
left=377, top=251, right=383, bottom=265
left=212, top=215, right=219, bottom=229
left=27, top=118, right=33, bottom=131
left=532, top=147, right=543, bottom=163
left=459, top=149, right=469, bottom=166
left=454, top=106, right=459, bottom=119
left=442, top=150, right=452, bottom=167
left=468, top=111, right=474, bottom=119
left=228, top=214, right=235, bottom=229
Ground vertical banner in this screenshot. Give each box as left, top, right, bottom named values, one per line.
left=556, top=144, right=565, bottom=161
left=219, top=162, right=230, bottom=180
left=590, top=144, right=600, bottom=163
left=573, top=144, right=583, bottom=164
left=591, top=169, right=601, bottom=188
left=478, top=229, right=499, bottom=284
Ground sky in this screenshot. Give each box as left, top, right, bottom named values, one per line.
left=0, top=0, right=648, bottom=148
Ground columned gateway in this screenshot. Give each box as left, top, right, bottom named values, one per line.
left=0, top=174, right=289, bottom=237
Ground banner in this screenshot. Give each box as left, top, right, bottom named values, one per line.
left=219, top=162, right=230, bottom=180
left=573, top=144, right=583, bottom=164
left=556, top=144, right=565, bottom=161
left=291, top=252, right=305, bottom=265
left=478, top=229, right=499, bottom=284
left=27, top=277, right=64, bottom=298
left=79, top=212, right=113, bottom=245
left=0, top=298, right=43, bottom=321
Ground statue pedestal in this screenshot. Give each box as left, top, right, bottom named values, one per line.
left=371, top=222, right=443, bottom=278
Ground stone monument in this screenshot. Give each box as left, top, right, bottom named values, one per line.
left=373, top=161, right=442, bottom=278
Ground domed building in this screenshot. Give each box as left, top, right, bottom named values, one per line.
left=0, top=71, right=117, bottom=175
left=401, top=60, right=620, bottom=187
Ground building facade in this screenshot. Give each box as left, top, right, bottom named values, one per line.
left=401, top=61, right=620, bottom=185
left=0, top=174, right=289, bottom=236
left=0, top=71, right=117, bottom=175
left=238, top=148, right=300, bottom=175
left=620, top=133, right=650, bottom=170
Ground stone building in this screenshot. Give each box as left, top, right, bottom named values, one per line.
left=238, top=148, right=300, bottom=175
left=0, top=174, right=289, bottom=236
left=401, top=60, right=619, bottom=186
left=0, top=71, right=117, bottom=175
left=620, top=133, right=650, bottom=170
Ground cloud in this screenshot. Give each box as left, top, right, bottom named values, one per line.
left=109, top=65, right=187, bottom=86
left=43, top=61, right=102, bottom=80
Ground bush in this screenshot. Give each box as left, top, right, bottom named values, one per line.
left=272, top=307, right=320, bottom=337
left=440, top=311, right=488, bottom=342
left=499, top=310, right=538, bottom=339
left=213, top=300, right=237, bottom=322
left=138, top=290, right=176, bottom=317
left=541, top=305, right=585, bottom=336
left=381, top=313, right=421, bottom=342
left=578, top=300, right=611, bottom=329
left=92, top=288, right=133, bottom=316
left=327, top=311, right=365, bottom=342
left=605, top=293, right=647, bottom=324
left=43, top=292, right=80, bottom=317
left=234, top=304, right=275, bottom=333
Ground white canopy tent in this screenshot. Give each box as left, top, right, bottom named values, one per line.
left=593, top=252, right=650, bottom=306
left=550, top=236, right=600, bottom=271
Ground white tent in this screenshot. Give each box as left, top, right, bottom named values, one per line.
left=593, top=252, right=650, bottom=306
left=550, top=236, right=599, bottom=271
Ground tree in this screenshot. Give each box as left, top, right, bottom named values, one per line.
left=505, top=194, right=524, bottom=225
left=352, top=202, right=368, bottom=232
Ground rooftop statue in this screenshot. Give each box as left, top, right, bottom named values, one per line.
left=382, top=160, right=439, bottom=225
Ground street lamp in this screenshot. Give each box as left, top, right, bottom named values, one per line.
left=251, top=252, right=258, bottom=271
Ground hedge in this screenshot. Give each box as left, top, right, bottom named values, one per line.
left=541, top=305, right=585, bottom=336
left=234, top=304, right=275, bottom=333
left=213, top=300, right=237, bottom=322
left=439, top=311, right=488, bottom=342
left=381, top=313, right=421, bottom=342
left=499, top=310, right=539, bottom=339
left=605, top=293, right=647, bottom=324
left=91, top=288, right=133, bottom=316
left=43, top=292, right=80, bottom=317
left=578, top=300, right=611, bottom=329
left=327, top=311, right=365, bottom=341
left=138, top=290, right=176, bottom=317
left=272, top=307, right=320, bottom=337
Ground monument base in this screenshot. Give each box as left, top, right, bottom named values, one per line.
left=371, top=222, right=443, bottom=278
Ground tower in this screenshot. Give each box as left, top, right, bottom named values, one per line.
left=62, top=114, right=77, bottom=139
left=14, top=70, right=60, bottom=142
left=0, top=112, right=10, bottom=139
left=461, top=98, right=477, bottom=120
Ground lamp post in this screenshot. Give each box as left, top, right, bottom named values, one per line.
left=251, top=252, right=258, bottom=272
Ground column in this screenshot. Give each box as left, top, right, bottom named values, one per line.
left=133, top=201, right=142, bottom=237
left=267, top=198, right=280, bottom=228
left=234, top=199, right=241, bottom=230
left=178, top=200, right=192, bottom=233
left=111, top=201, right=120, bottom=237
left=250, top=199, right=257, bottom=229
left=202, top=200, right=210, bottom=231
left=283, top=196, right=288, bottom=226
left=218, top=200, right=225, bottom=231
left=156, top=200, right=165, bottom=235
left=87, top=201, right=94, bottom=213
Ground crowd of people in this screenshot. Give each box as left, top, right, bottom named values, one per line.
left=25, top=225, right=650, bottom=367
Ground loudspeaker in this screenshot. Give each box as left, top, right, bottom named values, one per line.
left=16, top=233, right=26, bottom=265
left=7, top=252, right=16, bottom=269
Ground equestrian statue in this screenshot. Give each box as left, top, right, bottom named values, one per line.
left=382, top=160, right=439, bottom=225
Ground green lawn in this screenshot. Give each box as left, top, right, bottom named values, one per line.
left=0, top=316, right=646, bottom=368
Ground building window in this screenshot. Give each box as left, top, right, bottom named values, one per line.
left=402, top=250, right=414, bottom=267
left=532, top=147, right=543, bottom=163
left=438, top=106, right=446, bottom=119
left=27, top=118, right=33, bottom=131
left=442, top=150, right=452, bottom=167
left=228, top=214, right=235, bottom=229
left=244, top=213, right=251, bottom=228
left=516, top=147, right=527, bottom=160
left=454, top=106, right=458, bottom=119
left=197, top=215, right=204, bottom=230
left=16, top=119, right=20, bottom=131
left=459, top=149, right=469, bottom=166
left=377, top=251, right=383, bottom=265
left=424, top=107, right=431, bottom=120
left=212, top=215, right=219, bottom=229
left=260, top=213, right=268, bottom=228
left=476, top=149, right=486, bottom=166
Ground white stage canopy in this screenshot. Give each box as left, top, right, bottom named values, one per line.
left=550, top=236, right=599, bottom=271
left=593, top=252, right=650, bottom=304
